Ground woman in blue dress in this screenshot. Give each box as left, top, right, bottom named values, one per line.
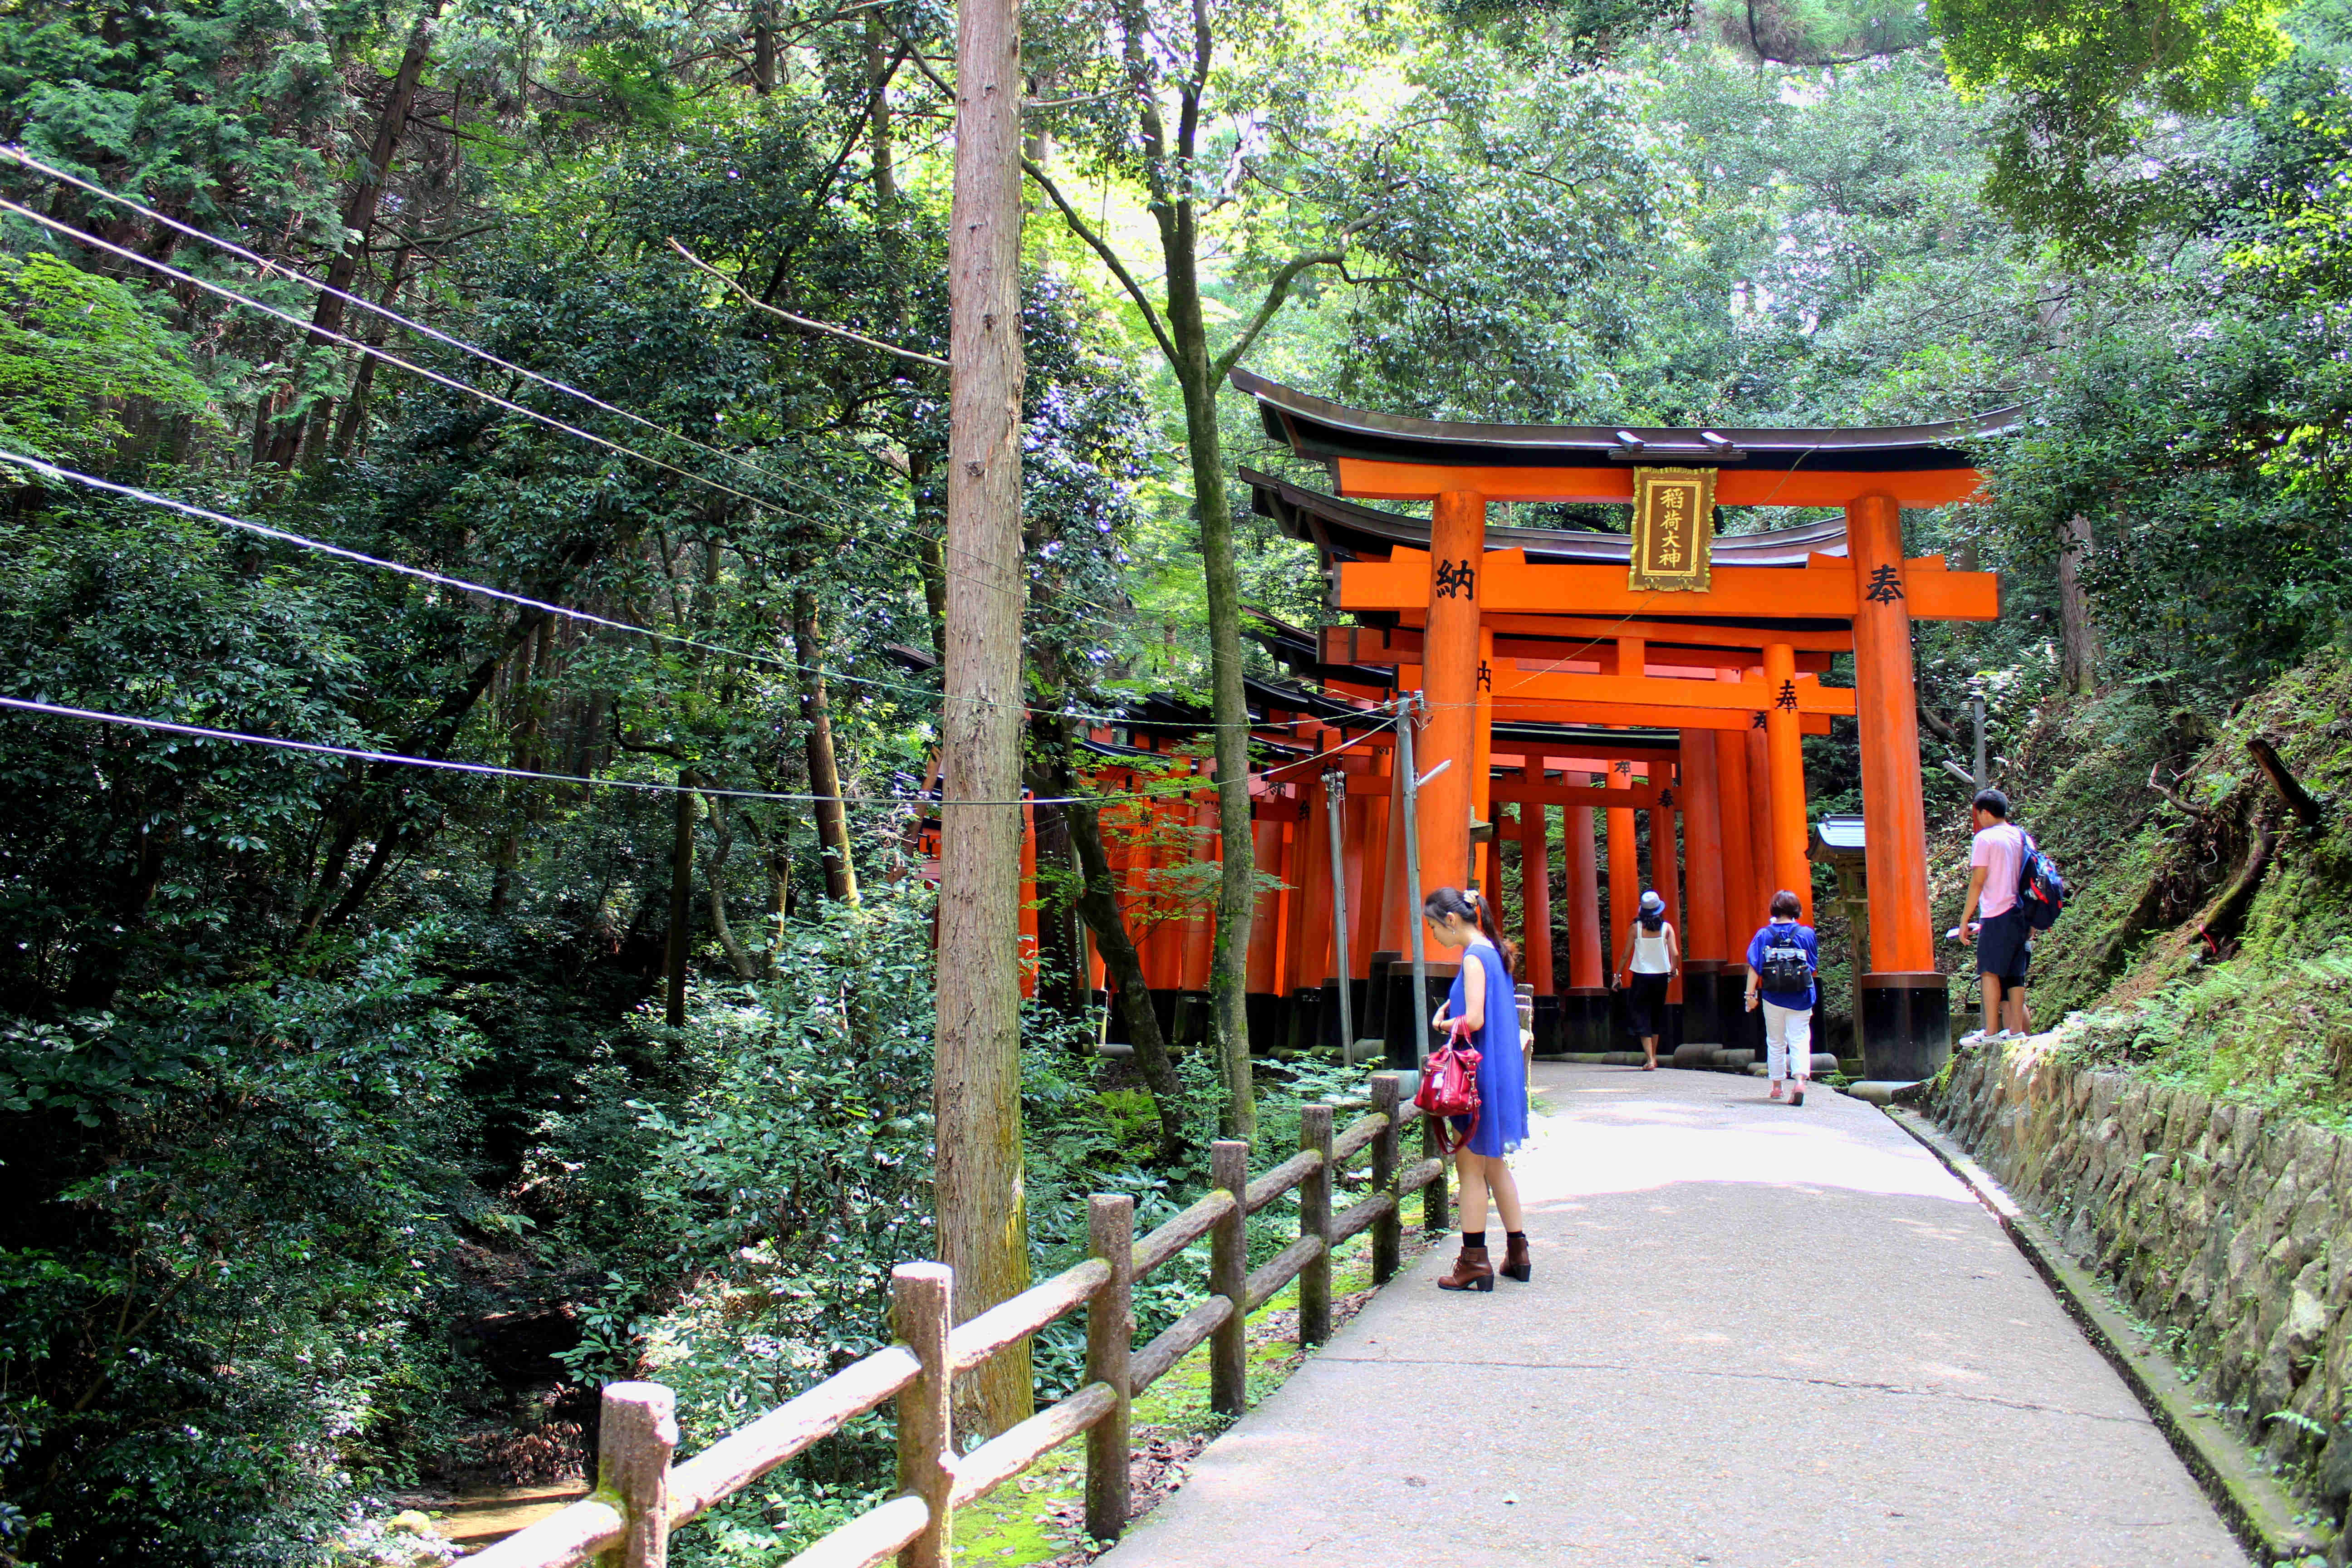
left=1423, top=887, right=1531, bottom=1292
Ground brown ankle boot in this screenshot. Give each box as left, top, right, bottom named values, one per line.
left=1500, top=1234, right=1531, bottom=1284
left=1438, top=1244, right=1494, bottom=1292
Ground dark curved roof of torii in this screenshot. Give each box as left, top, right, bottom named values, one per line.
left=1244, top=467, right=1847, bottom=567
left=1233, top=368, right=2019, bottom=473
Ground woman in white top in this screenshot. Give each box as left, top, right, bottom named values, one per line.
left=1617, top=889, right=1680, bottom=1071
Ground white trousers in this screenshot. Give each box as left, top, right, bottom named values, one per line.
left=1764, top=1001, right=1813, bottom=1082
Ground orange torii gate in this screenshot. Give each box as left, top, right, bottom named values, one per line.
left=1235, top=373, right=2008, bottom=1078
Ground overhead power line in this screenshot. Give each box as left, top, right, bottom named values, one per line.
left=0, top=195, right=1023, bottom=599
left=0, top=147, right=1142, bottom=632
left=0, top=694, right=1234, bottom=808
left=0, top=156, right=1419, bottom=742
left=3, top=446, right=1328, bottom=734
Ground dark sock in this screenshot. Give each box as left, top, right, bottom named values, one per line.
left=1462, top=1229, right=1487, bottom=1250
left=1505, top=1230, right=1526, bottom=1245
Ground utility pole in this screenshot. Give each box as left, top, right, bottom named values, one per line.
left=1323, top=769, right=1353, bottom=1058
left=1396, top=695, right=1445, bottom=1071
left=1970, top=680, right=1988, bottom=792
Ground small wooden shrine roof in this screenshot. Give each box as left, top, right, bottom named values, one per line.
left=1235, top=370, right=2018, bottom=475
left=1244, top=467, right=1846, bottom=567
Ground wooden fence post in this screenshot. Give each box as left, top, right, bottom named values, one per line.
left=1370, top=1074, right=1401, bottom=1286
left=597, top=1382, right=677, bottom=1568
left=1084, top=1195, right=1133, bottom=1543
left=894, top=1262, right=954, bottom=1568
left=1298, top=1105, right=1333, bottom=1346
left=1209, top=1139, right=1249, bottom=1416
left=1421, top=1107, right=1450, bottom=1236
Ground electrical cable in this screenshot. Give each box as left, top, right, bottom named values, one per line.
left=2, top=164, right=1710, bottom=746
left=3, top=446, right=1329, bottom=735
left=0, top=192, right=1074, bottom=629
left=0, top=694, right=1221, bottom=808
left=0, top=147, right=1144, bottom=632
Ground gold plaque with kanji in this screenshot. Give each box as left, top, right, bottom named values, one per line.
left=1628, top=466, right=1717, bottom=592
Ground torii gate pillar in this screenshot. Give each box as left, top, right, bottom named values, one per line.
left=1714, top=706, right=1760, bottom=1056
left=1563, top=780, right=1607, bottom=1052
left=1419, top=490, right=1485, bottom=919
left=1679, top=730, right=1728, bottom=1048
left=1848, top=494, right=1949, bottom=1078
left=1762, top=643, right=1813, bottom=924
left=1519, top=801, right=1558, bottom=1054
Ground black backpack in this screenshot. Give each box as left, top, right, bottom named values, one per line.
left=2016, top=830, right=2065, bottom=931
left=1759, top=928, right=1813, bottom=992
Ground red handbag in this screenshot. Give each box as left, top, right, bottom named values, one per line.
left=1414, top=1018, right=1482, bottom=1156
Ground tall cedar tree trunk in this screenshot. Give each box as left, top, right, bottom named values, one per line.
left=2057, top=512, right=2100, bottom=696
left=265, top=0, right=442, bottom=468
left=751, top=1, right=776, bottom=92
left=867, top=14, right=898, bottom=206
left=792, top=586, right=859, bottom=902
left=1043, top=731, right=1187, bottom=1164
left=331, top=244, right=411, bottom=455
left=936, top=0, right=1033, bottom=1437
left=666, top=772, right=696, bottom=1026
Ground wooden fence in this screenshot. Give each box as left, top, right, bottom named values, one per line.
left=470, top=1073, right=1449, bottom=1568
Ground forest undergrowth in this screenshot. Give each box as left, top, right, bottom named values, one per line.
left=1931, top=649, right=2352, bottom=1124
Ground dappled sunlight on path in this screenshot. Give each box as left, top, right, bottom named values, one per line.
left=1523, top=1077, right=1971, bottom=1203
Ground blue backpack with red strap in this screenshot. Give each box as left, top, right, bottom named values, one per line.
left=2016, top=829, right=2066, bottom=931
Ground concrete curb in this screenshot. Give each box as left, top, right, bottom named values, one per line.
left=1883, top=1106, right=2328, bottom=1568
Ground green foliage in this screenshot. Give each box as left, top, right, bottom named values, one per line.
left=0, top=926, right=486, bottom=1566
left=0, top=253, right=216, bottom=467
left=2021, top=653, right=2352, bottom=1119
left=1931, top=0, right=2293, bottom=257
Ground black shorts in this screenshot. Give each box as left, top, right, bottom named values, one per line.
left=1978, top=909, right=2031, bottom=984
left=1626, top=971, right=1669, bottom=1038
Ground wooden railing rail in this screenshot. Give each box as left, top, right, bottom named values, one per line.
left=473, top=1075, right=1444, bottom=1568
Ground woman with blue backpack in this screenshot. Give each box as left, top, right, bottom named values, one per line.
left=1744, top=890, right=1820, bottom=1106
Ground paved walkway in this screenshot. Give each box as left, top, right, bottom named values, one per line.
left=1098, top=1063, right=2247, bottom=1568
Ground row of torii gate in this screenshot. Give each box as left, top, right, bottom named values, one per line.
left=1014, top=375, right=2008, bottom=1079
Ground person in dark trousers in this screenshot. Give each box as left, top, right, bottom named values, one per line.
left=1423, top=887, right=1530, bottom=1292
left=1955, top=788, right=2033, bottom=1043
left=1744, top=890, right=1820, bottom=1106
left=1616, top=888, right=1679, bottom=1071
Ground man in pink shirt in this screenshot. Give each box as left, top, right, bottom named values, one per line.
left=1956, top=789, right=2033, bottom=1042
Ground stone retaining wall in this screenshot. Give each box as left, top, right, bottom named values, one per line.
left=1932, top=1040, right=2352, bottom=1529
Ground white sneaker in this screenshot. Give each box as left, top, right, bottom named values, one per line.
left=1958, top=1029, right=1991, bottom=1048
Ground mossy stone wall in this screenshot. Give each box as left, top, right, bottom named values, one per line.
left=1933, top=1039, right=2352, bottom=1531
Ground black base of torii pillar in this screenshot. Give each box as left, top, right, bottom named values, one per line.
left=1860, top=976, right=1949, bottom=1081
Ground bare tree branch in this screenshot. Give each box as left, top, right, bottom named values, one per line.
left=1021, top=158, right=1181, bottom=365
left=1210, top=250, right=1337, bottom=382
left=2146, top=760, right=2216, bottom=821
